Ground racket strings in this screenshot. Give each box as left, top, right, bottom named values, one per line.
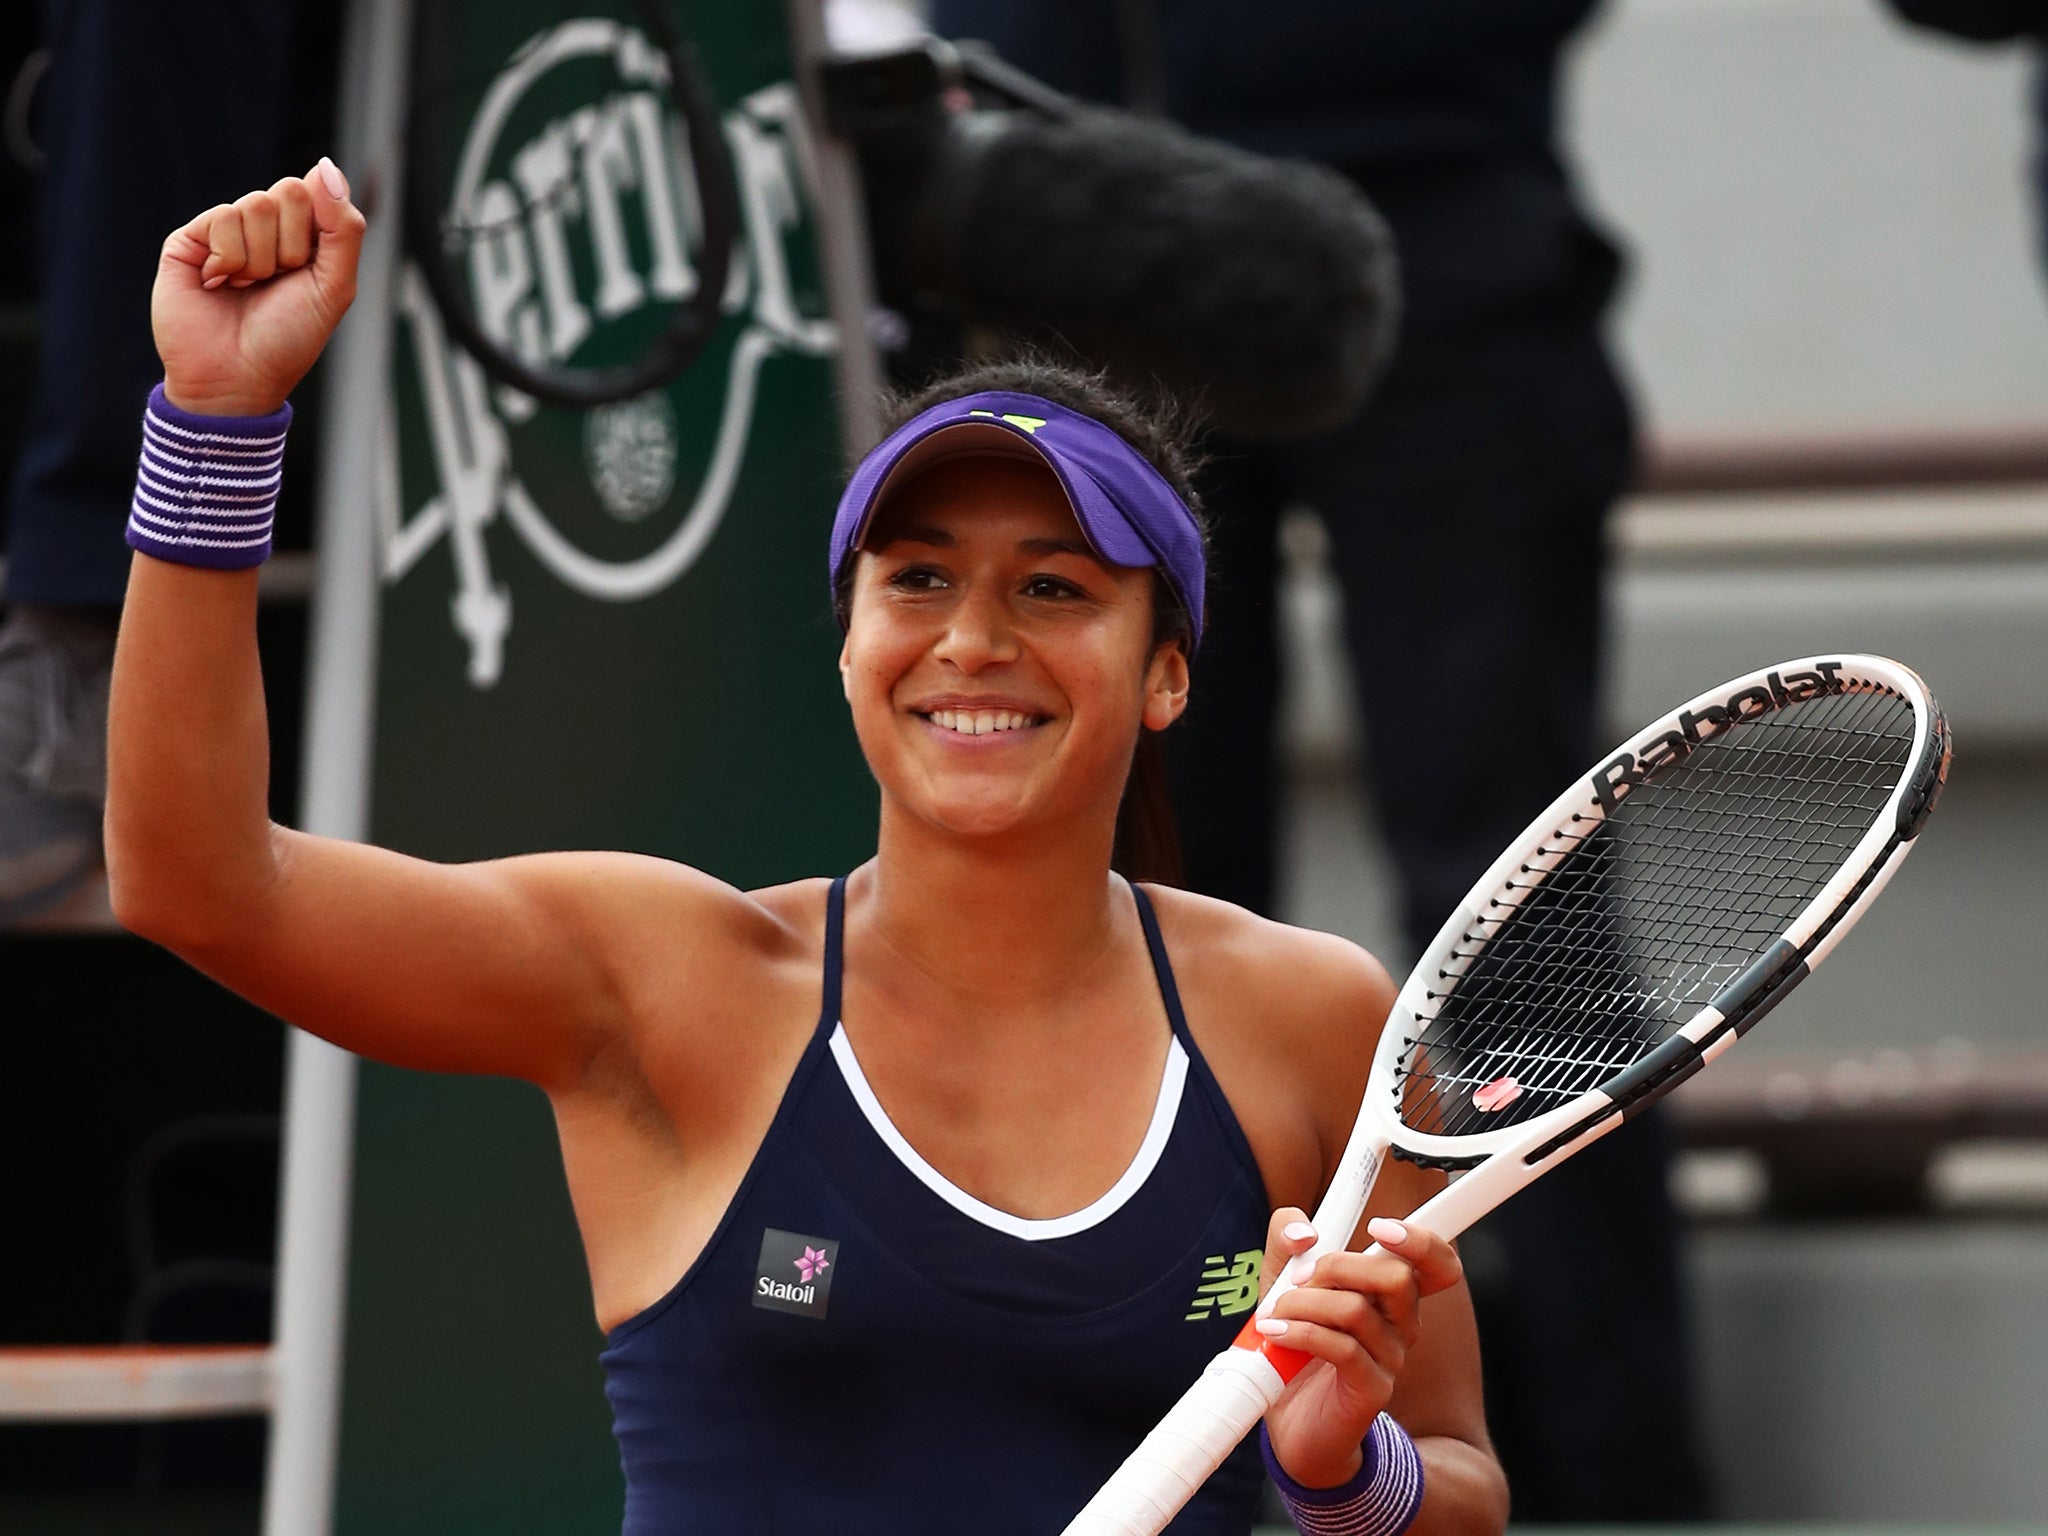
left=1417, top=696, right=1908, bottom=1073
left=1397, top=687, right=1916, bottom=1139
left=1399, top=691, right=1912, bottom=1127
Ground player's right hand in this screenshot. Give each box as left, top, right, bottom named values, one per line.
left=152, top=157, right=366, bottom=418
left=1255, top=1206, right=1464, bottom=1489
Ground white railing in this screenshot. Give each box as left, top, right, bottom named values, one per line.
left=0, top=1344, right=272, bottom=1423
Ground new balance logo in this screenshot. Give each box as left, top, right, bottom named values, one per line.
left=1184, top=1249, right=1262, bottom=1322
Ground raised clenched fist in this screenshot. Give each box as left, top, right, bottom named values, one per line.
left=152, top=157, right=367, bottom=419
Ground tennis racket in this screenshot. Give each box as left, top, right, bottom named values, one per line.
left=1064, top=653, right=1950, bottom=1536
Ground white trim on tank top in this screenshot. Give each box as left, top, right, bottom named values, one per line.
left=826, top=1022, right=1190, bottom=1242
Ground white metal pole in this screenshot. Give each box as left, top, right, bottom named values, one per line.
left=785, top=0, right=887, bottom=461
left=263, top=1, right=412, bottom=1532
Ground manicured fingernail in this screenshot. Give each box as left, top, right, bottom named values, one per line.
left=1283, top=1221, right=1316, bottom=1243
left=202, top=274, right=227, bottom=290
left=316, top=156, right=348, bottom=199
left=1254, top=1317, right=1289, bottom=1337
left=1368, top=1218, right=1408, bottom=1246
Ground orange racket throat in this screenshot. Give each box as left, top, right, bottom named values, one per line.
left=1231, top=1319, right=1312, bottom=1383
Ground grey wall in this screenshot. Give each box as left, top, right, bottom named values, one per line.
left=1278, top=0, right=2048, bottom=1521
left=1570, top=0, right=2048, bottom=434
left=1694, top=1222, right=2048, bottom=1522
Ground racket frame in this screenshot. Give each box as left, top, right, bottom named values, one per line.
left=1380, top=652, right=1947, bottom=1173
left=1266, top=655, right=1947, bottom=1297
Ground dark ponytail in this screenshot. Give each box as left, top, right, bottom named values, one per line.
left=1113, top=729, right=1185, bottom=887
left=1112, top=565, right=1197, bottom=887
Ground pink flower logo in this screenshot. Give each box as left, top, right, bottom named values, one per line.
left=794, top=1246, right=831, bottom=1283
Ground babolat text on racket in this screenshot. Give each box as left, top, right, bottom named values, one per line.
left=1064, top=654, right=1950, bottom=1536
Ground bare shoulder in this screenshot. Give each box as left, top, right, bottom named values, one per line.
left=1139, top=883, right=1399, bottom=1206
left=1139, top=883, right=1398, bottom=1054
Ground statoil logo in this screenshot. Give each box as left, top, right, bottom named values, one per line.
left=382, top=19, right=836, bottom=687
left=752, top=1229, right=839, bottom=1319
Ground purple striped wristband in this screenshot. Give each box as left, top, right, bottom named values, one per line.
left=127, top=384, right=291, bottom=570
left=1262, top=1415, right=1426, bottom=1536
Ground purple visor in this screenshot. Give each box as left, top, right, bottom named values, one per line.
left=829, top=390, right=1204, bottom=644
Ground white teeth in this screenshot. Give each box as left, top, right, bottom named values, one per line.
left=925, top=708, right=1037, bottom=734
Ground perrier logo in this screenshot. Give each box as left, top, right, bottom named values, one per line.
left=1184, top=1249, right=1262, bottom=1322
left=388, top=20, right=837, bottom=689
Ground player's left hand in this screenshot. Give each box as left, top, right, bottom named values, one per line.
left=1254, top=1207, right=1464, bottom=1488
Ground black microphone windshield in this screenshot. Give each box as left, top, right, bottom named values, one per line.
left=915, top=107, right=1401, bottom=441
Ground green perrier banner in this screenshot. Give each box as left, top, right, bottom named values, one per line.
left=337, top=6, right=872, bottom=1530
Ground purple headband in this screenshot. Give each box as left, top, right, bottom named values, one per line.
left=828, top=390, right=1205, bottom=645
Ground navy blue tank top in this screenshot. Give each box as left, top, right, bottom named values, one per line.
left=600, top=878, right=1273, bottom=1534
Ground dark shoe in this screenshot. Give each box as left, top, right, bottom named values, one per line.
left=0, top=606, right=116, bottom=925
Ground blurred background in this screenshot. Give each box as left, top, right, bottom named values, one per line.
left=1285, top=3, right=2048, bottom=1524
left=1, top=0, right=2043, bottom=1532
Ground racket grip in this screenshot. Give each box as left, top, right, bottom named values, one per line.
left=1059, top=1345, right=1286, bottom=1536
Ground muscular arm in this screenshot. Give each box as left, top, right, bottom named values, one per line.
left=108, top=557, right=646, bottom=1084
left=105, top=166, right=738, bottom=1092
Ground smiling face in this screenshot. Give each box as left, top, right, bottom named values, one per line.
left=838, top=453, right=1190, bottom=850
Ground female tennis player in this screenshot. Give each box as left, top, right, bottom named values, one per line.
left=106, top=163, right=1508, bottom=1536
